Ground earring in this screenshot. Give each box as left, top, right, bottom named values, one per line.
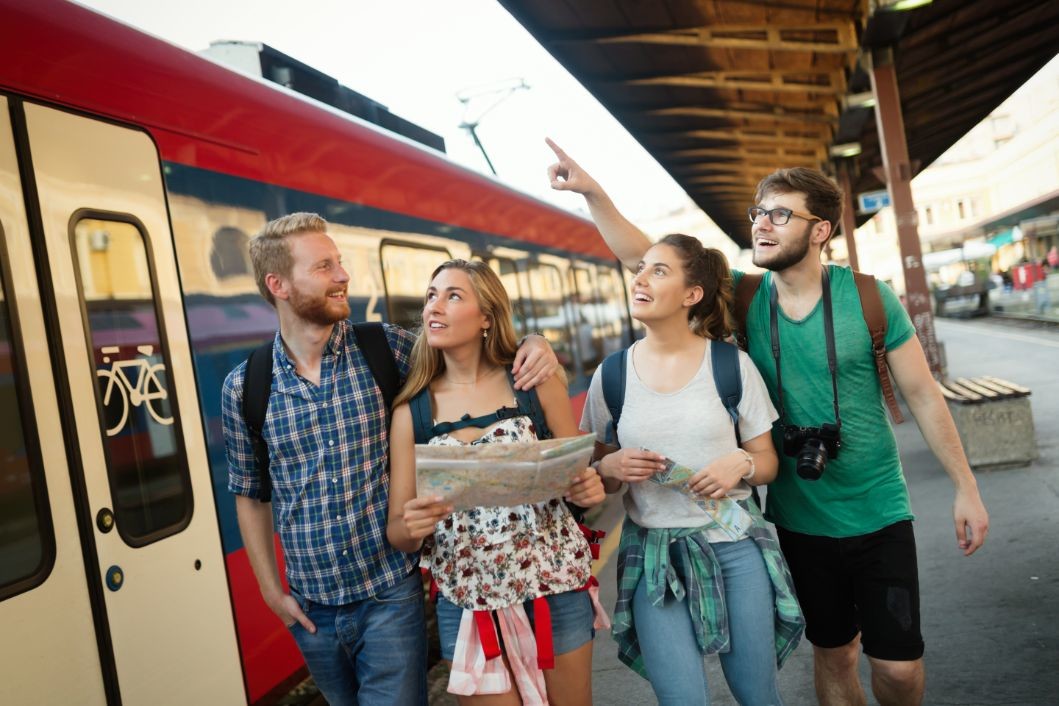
left=482, top=329, right=488, bottom=339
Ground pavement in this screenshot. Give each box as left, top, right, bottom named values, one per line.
left=289, top=315, right=1059, bottom=705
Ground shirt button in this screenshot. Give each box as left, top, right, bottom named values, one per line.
left=323, top=402, right=329, bottom=408
left=328, top=440, right=335, bottom=447
left=342, top=550, right=349, bottom=556
left=336, top=515, right=342, bottom=521
left=332, top=478, right=338, bottom=483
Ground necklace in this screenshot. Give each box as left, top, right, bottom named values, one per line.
left=443, top=367, right=500, bottom=386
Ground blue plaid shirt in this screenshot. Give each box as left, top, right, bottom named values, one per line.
left=223, top=321, right=417, bottom=604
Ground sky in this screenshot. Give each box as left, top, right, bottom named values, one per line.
left=76, top=0, right=692, bottom=224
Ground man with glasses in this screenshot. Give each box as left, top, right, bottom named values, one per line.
left=545, top=139, right=989, bottom=706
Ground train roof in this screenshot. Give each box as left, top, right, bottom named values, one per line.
left=0, top=0, right=612, bottom=259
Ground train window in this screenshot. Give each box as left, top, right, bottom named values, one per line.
left=0, top=237, right=55, bottom=600
left=488, top=257, right=528, bottom=337
left=380, top=242, right=451, bottom=330
left=72, top=218, right=193, bottom=547
left=209, top=226, right=251, bottom=279
left=595, top=265, right=629, bottom=357
left=569, top=266, right=603, bottom=376
left=522, top=262, right=577, bottom=379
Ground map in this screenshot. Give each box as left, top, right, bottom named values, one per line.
left=415, top=434, right=595, bottom=511
left=652, top=457, right=753, bottom=540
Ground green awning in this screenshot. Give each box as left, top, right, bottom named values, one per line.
left=987, top=228, right=1015, bottom=247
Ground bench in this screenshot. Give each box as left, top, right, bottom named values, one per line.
left=939, top=376, right=1037, bottom=469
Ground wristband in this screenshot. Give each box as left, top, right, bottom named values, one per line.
left=736, top=449, right=755, bottom=481
left=517, top=331, right=546, bottom=347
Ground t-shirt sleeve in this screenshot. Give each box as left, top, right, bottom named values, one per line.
left=387, top=323, right=417, bottom=379
left=578, top=367, right=614, bottom=444
left=735, top=349, right=779, bottom=443
left=732, top=268, right=745, bottom=286
left=877, top=280, right=916, bottom=351
left=222, top=363, right=262, bottom=499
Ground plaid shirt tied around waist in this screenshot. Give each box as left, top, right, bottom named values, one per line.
left=222, top=321, right=416, bottom=605
left=613, top=498, right=804, bottom=679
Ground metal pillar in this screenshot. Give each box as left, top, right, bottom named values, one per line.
left=837, top=163, right=861, bottom=272
left=869, top=47, right=942, bottom=378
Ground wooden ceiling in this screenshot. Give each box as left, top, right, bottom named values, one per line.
left=498, top=0, right=1059, bottom=248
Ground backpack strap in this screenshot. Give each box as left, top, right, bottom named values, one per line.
left=599, top=349, right=628, bottom=447
left=710, top=339, right=743, bottom=436
left=733, top=273, right=764, bottom=350
left=408, top=387, right=434, bottom=444
left=352, top=322, right=401, bottom=415
left=242, top=341, right=276, bottom=503
left=852, top=272, right=904, bottom=424
left=509, top=368, right=553, bottom=440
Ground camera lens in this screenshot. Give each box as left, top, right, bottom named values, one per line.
left=796, top=439, right=828, bottom=481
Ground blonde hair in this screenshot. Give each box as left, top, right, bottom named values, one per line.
left=249, top=212, right=328, bottom=306
left=657, top=234, right=734, bottom=340
left=394, top=259, right=519, bottom=407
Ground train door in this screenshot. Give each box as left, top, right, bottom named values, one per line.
left=9, top=100, right=244, bottom=704
left=0, top=96, right=107, bottom=705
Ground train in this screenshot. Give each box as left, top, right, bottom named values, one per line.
left=0, top=1, right=637, bottom=703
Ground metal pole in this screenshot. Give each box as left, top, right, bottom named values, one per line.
left=869, top=47, right=942, bottom=378
left=837, top=162, right=861, bottom=272
left=462, top=122, right=498, bottom=176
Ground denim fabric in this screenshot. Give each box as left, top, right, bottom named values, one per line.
left=288, top=570, right=427, bottom=706
left=434, top=589, right=595, bottom=662
left=632, top=538, right=784, bottom=706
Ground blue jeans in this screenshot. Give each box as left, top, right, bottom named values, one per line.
left=288, top=570, right=427, bottom=706
left=633, top=538, right=783, bottom=706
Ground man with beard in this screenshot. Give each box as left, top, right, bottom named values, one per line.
left=544, top=140, right=989, bottom=706
left=221, top=213, right=559, bottom=706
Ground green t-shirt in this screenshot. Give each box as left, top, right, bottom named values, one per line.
left=734, top=265, right=916, bottom=537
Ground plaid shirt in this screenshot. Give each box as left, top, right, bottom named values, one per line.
left=612, top=499, right=804, bottom=679
left=223, top=321, right=416, bottom=605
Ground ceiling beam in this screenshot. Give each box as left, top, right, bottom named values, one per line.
left=615, top=70, right=847, bottom=95
left=665, top=146, right=826, bottom=163
left=553, top=22, right=858, bottom=54
left=646, top=105, right=838, bottom=125
left=644, top=127, right=831, bottom=145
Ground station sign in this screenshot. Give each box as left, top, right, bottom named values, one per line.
left=857, top=189, right=891, bottom=213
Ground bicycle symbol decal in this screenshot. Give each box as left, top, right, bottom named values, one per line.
left=97, top=345, right=173, bottom=436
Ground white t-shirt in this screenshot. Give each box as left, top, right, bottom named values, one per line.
left=580, top=340, right=778, bottom=540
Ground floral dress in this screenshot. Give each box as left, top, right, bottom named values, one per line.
left=424, top=415, right=591, bottom=611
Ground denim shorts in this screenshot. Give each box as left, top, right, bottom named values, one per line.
left=435, top=589, right=595, bottom=661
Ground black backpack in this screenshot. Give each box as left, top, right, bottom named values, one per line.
left=600, top=339, right=743, bottom=447
left=242, top=322, right=400, bottom=503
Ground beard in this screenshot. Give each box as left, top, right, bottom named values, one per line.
left=752, top=222, right=813, bottom=272
left=288, top=284, right=350, bottom=326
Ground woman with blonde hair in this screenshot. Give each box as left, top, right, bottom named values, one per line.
left=387, top=259, right=605, bottom=706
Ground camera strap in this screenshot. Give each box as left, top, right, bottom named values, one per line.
left=768, top=267, right=842, bottom=429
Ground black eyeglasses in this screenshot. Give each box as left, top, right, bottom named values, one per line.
left=748, top=206, right=822, bottom=226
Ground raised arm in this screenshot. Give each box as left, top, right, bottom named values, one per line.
left=546, top=137, right=652, bottom=271
left=888, top=335, right=989, bottom=556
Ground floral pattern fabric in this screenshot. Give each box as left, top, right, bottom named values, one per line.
left=424, top=415, right=591, bottom=611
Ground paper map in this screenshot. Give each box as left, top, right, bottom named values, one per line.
left=415, top=434, right=595, bottom=511
left=651, top=457, right=753, bottom=540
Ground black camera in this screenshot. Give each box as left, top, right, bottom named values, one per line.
left=782, top=423, right=841, bottom=481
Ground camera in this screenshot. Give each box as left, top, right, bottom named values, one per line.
left=782, top=423, right=841, bottom=481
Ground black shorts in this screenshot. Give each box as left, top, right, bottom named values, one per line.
left=777, top=520, right=924, bottom=661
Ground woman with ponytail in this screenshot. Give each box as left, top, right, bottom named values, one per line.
left=580, top=234, right=804, bottom=705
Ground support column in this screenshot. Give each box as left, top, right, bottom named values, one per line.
left=837, top=163, right=861, bottom=272
left=870, top=47, right=942, bottom=378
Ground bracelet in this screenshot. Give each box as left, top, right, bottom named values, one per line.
left=518, top=331, right=546, bottom=347
left=736, top=449, right=756, bottom=481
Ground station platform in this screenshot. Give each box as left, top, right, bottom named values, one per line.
left=285, top=316, right=1059, bottom=706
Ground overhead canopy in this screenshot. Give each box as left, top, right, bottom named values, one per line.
left=498, top=0, right=1059, bottom=248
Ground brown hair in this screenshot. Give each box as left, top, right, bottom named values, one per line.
left=754, top=167, right=843, bottom=237
left=657, top=234, right=733, bottom=340
left=393, top=259, right=520, bottom=407
left=248, top=212, right=328, bottom=306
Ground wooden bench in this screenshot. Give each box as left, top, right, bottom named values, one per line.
left=939, top=376, right=1036, bottom=469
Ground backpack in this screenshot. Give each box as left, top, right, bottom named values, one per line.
left=242, top=321, right=401, bottom=503
left=600, top=339, right=743, bottom=447
left=733, top=271, right=904, bottom=424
